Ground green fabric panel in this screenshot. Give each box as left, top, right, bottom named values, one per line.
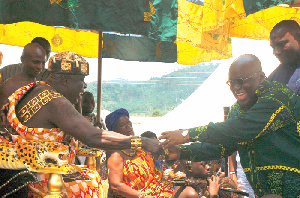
left=102, top=33, right=177, bottom=63
left=148, top=0, right=178, bottom=42
left=0, top=0, right=177, bottom=42
left=243, top=0, right=294, bottom=16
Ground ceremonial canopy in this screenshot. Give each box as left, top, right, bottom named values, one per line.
left=1, top=0, right=300, bottom=65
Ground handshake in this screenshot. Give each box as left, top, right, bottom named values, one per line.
left=141, top=129, right=189, bottom=160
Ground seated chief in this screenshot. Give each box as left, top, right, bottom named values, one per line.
left=0, top=51, right=162, bottom=198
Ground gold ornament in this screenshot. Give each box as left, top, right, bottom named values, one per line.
left=131, top=136, right=142, bottom=150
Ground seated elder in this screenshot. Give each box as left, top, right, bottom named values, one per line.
left=106, top=108, right=173, bottom=198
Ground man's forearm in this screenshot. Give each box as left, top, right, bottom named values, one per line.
left=86, top=129, right=132, bottom=150
left=80, top=129, right=160, bottom=155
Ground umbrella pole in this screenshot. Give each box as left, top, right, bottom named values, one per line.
left=97, top=31, right=103, bottom=123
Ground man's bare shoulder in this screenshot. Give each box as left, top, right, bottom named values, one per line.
left=0, top=75, right=29, bottom=107
left=1, top=73, right=31, bottom=88
left=0, top=74, right=32, bottom=96
left=21, top=83, right=73, bottom=115
left=17, top=83, right=65, bottom=105
left=15, top=83, right=72, bottom=128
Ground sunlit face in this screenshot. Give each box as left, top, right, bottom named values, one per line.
left=81, top=94, right=95, bottom=114
left=270, top=28, right=300, bottom=66
left=65, top=75, right=87, bottom=104
left=191, top=161, right=211, bottom=178
left=22, top=47, right=46, bottom=78
left=229, top=63, right=262, bottom=109
left=114, top=116, right=134, bottom=136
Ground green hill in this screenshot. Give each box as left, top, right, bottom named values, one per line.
left=85, top=62, right=220, bottom=116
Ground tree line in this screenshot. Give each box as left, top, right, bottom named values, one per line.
left=85, top=62, right=220, bottom=116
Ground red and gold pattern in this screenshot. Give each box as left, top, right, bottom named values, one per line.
left=116, top=149, right=173, bottom=198
left=0, top=82, right=105, bottom=198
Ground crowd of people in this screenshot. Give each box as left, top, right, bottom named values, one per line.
left=0, top=19, right=300, bottom=198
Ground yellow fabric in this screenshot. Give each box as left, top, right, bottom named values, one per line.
left=176, top=0, right=237, bottom=64
left=230, top=6, right=300, bottom=40
left=0, top=22, right=98, bottom=58
left=177, top=41, right=231, bottom=65
left=1, top=1, right=300, bottom=64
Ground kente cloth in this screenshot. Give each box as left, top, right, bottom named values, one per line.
left=105, top=108, right=129, bottom=131
left=112, top=149, right=173, bottom=198
left=0, top=81, right=104, bottom=198
left=179, top=79, right=300, bottom=197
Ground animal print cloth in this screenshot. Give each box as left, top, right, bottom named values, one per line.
left=0, top=82, right=104, bottom=198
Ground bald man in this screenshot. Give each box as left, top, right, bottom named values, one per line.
left=159, top=54, right=300, bottom=197
left=0, top=43, right=46, bottom=107
left=0, top=37, right=51, bottom=83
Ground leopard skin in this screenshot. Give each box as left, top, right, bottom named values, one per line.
left=77, top=142, right=103, bottom=157
left=0, top=140, right=79, bottom=174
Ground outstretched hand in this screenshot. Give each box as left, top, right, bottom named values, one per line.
left=158, top=130, right=187, bottom=148
left=141, top=137, right=164, bottom=158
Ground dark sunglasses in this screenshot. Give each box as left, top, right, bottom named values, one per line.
left=226, top=71, right=261, bottom=87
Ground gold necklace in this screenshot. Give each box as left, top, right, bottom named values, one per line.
left=121, top=149, right=136, bottom=157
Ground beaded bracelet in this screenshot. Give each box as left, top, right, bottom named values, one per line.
left=131, top=136, right=142, bottom=150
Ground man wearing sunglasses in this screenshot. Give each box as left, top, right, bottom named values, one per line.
left=159, top=54, right=300, bottom=197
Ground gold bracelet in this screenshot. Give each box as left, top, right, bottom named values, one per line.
left=138, top=192, right=147, bottom=198
left=131, top=136, right=142, bottom=150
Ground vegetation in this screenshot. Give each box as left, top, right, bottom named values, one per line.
left=86, top=62, right=220, bottom=116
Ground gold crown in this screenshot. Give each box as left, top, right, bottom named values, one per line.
left=48, top=51, right=89, bottom=75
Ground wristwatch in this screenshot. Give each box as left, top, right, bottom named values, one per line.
left=182, top=129, right=189, bottom=141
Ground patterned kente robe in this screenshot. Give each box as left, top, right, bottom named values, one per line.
left=0, top=82, right=104, bottom=198
left=179, top=79, right=300, bottom=197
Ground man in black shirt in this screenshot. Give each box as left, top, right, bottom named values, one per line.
left=269, top=20, right=300, bottom=94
